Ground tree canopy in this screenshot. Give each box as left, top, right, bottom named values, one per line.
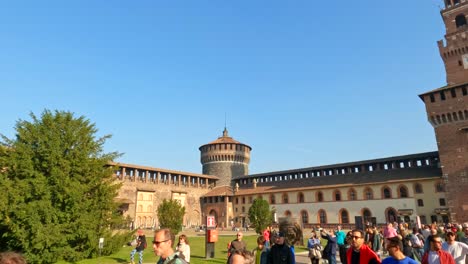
left=157, top=199, right=185, bottom=235
left=0, top=110, right=127, bottom=263
left=248, top=198, right=273, bottom=234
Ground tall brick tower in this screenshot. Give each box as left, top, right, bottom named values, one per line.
left=419, top=0, right=468, bottom=222
left=199, top=128, right=251, bottom=187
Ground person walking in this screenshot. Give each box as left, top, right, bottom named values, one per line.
left=442, top=230, right=468, bottom=264
left=176, top=234, right=191, bottom=263
left=308, top=231, right=322, bottom=264
left=421, top=235, right=455, bottom=264
left=269, top=232, right=293, bottom=264
left=229, top=232, right=248, bottom=259
left=382, top=237, right=418, bottom=264
left=130, top=229, right=147, bottom=264
left=153, top=228, right=186, bottom=264
left=346, top=229, right=381, bottom=264
left=321, top=229, right=337, bottom=264
left=336, top=225, right=347, bottom=264
left=252, top=236, right=269, bottom=264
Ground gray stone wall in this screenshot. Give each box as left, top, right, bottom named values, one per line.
left=203, top=162, right=248, bottom=187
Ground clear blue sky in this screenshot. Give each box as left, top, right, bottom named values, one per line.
left=0, top=1, right=447, bottom=174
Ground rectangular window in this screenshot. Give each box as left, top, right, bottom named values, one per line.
left=451, top=89, right=457, bottom=98
left=439, top=198, right=446, bottom=206
left=440, top=91, right=446, bottom=101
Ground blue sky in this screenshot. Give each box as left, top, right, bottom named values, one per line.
left=0, top=1, right=447, bottom=174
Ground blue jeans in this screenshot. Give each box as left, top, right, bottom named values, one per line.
left=328, top=253, right=336, bottom=264
left=130, top=249, right=143, bottom=264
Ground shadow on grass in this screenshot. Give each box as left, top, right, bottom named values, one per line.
left=109, top=257, right=127, bottom=263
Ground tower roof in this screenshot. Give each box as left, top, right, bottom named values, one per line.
left=199, top=128, right=251, bottom=150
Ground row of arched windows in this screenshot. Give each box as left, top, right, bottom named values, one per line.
left=135, top=216, right=154, bottom=228
left=266, top=182, right=444, bottom=204
left=285, top=208, right=374, bottom=224
left=430, top=110, right=468, bottom=126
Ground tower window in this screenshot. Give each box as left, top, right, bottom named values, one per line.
left=430, top=94, right=435, bottom=103
left=462, top=86, right=467, bottom=96
left=451, top=89, right=457, bottom=98
left=440, top=91, right=446, bottom=101
left=455, top=14, right=467, bottom=28
left=459, top=60, right=463, bottom=66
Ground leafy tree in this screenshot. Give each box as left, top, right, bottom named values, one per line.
left=157, top=199, right=185, bottom=235
left=248, top=198, right=273, bottom=234
left=0, top=110, right=127, bottom=263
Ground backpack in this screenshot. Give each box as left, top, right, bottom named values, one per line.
left=168, top=254, right=189, bottom=264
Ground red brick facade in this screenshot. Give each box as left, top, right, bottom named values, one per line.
left=420, top=1, right=468, bottom=222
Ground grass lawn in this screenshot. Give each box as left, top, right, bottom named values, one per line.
left=56, top=234, right=309, bottom=264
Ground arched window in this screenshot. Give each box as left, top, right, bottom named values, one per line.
left=138, top=205, right=143, bottom=212
left=364, top=188, right=373, bottom=200
left=349, top=188, right=357, bottom=201
left=301, top=210, right=308, bottom=224
left=386, top=207, right=398, bottom=223
left=414, top=183, right=423, bottom=194
left=383, top=187, right=392, bottom=199
left=362, top=208, right=372, bottom=223
left=138, top=194, right=143, bottom=200
left=399, top=185, right=408, bottom=198
left=242, top=206, right=245, bottom=213
left=334, top=190, right=342, bottom=201
left=317, top=191, right=324, bottom=202
left=298, top=192, right=305, bottom=203
left=456, top=14, right=467, bottom=28
left=318, top=209, right=327, bottom=224
left=270, top=194, right=276, bottom=204
left=282, top=193, right=289, bottom=204
left=340, top=209, right=349, bottom=224
left=285, top=210, right=292, bottom=217
left=147, top=205, right=152, bottom=212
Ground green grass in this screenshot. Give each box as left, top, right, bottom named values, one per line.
left=56, top=234, right=308, bottom=264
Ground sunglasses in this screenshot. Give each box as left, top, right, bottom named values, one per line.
left=152, top=239, right=169, bottom=246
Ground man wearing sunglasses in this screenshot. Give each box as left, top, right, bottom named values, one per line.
left=153, top=228, right=186, bottom=264
left=421, top=235, right=455, bottom=264
left=346, top=229, right=381, bottom=264
left=442, top=231, right=468, bottom=264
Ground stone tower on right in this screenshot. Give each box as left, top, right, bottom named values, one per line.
left=419, top=0, right=468, bottom=222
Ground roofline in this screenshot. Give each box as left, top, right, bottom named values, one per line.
left=235, top=151, right=439, bottom=179
left=418, top=82, right=468, bottom=100
left=234, top=176, right=441, bottom=194
left=108, top=161, right=219, bottom=179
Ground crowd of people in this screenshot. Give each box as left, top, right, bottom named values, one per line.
left=305, top=222, right=468, bottom=264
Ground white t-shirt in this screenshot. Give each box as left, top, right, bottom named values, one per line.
left=442, top=241, right=468, bottom=264
left=428, top=251, right=441, bottom=264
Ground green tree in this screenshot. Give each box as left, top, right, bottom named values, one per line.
left=248, top=198, right=273, bottom=234
left=157, top=199, right=185, bottom=235
left=0, top=110, right=127, bottom=263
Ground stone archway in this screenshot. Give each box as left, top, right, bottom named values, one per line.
left=209, top=209, right=218, bottom=224
left=385, top=207, right=398, bottom=223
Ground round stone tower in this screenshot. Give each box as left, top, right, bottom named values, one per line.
left=199, top=128, right=251, bottom=187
